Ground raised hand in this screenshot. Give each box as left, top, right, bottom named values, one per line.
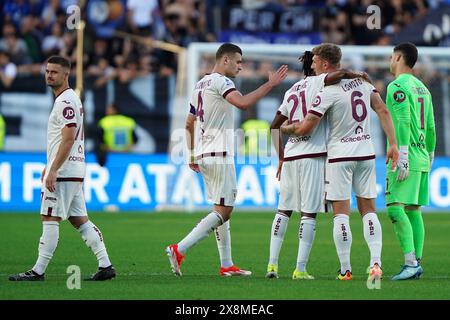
left=268, top=65, right=288, bottom=87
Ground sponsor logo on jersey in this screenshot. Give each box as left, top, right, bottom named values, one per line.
left=411, top=142, right=425, bottom=149
left=45, top=196, right=57, bottom=201
left=288, top=135, right=311, bottom=143
left=393, top=90, right=406, bottom=103
left=341, top=134, right=371, bottom=143
left=63, top=107, right=75, bottom=120
left=312, top=96, right=321, bottom=107
left=201, top=134, right=215, bottom=142
left=355, top=125, right=364, bottom=134
left=68, top=155, right=85, bottom=162
left=78, top=145, right=83, bottom=154
left=419, top=133, right=425, bottom=142
left=62, top=100, right=71, bottom=105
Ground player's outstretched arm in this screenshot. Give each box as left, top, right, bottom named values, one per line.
left=226, top=65, right=288, bottom=110
left=370, top=92, right=399, bottom=171
left=185, top=113, right=199, bottom=172
left=324, top=70, right=372, bottom=86
left=280, top=113, right=321, bottom=137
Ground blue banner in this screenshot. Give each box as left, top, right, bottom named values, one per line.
left=0, top=153, right=449, bottom=212
left=219, top=30, right=322, bottom=45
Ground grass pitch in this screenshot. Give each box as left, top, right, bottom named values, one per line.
left=1, top=211, right=450, bottom=300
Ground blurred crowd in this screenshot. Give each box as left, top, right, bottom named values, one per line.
left=0, top=0, right=215, bottom=87
left=1, top=0, right=446, bottom=88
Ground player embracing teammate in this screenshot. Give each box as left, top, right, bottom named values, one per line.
left=266, top=50, right=372, bottom=280
left=281, top=43, right=399, bottom=285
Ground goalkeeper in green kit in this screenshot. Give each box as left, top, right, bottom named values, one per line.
left=385, top=42, right=436, bottom=280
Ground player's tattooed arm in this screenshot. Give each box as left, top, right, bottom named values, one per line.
left=325, top=70, right=372, bottom=86
left=280, top=113, right=321, bottom=136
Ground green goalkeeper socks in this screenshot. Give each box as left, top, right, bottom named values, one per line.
left=405, top=209, right=425, bottom=260
left=387, top=206, right=415, bottom=255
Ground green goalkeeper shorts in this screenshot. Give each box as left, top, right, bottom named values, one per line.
left=385, top=170, right=429, bottom=206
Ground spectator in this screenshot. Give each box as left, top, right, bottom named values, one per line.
left=42, top=22, right=64, bottom=58
left=321, top=0, right=349, bottom=44
left=59, top=31, right=76, bottom=66
left=0, top=50, right=17, bottom=88
left=3, top=0, right=31, bottom=30
left=126, top=0, right=160, bottom=37
left=0, top=22, right=32, bottom=65
left=87, top=57, right=117, bottom=88
left=20, top=15, right=43, bottom=63
left=40, top=0, right=63, bottom=32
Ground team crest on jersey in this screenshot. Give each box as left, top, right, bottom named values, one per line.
left=393, top=90, right=406, bottom=103
left=419, top=133, right=425, bottom=142
left=63, top=107, right=75, bottom=119
left=355, top=125, right=364, bottom=134
left=312, top=96, right=321, bottom=107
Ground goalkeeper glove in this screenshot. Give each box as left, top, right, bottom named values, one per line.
left=429, top=151, right=434, bottom=171
left=397, top=146, right=409, bottom=182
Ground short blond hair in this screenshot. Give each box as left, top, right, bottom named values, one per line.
left=312, top=43, right=342, bottom=67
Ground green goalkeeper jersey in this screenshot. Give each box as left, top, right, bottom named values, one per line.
left=386, top=73, right=436, bottom=172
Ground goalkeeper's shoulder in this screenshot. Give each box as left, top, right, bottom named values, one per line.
left=386, top=79, right=405, bottom=92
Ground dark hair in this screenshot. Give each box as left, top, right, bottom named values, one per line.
left=300, top=51, right=314, bottom=77
left=312, top=43, right=341, bottom=67
left=394, top=42, right=418, bottom=68
left=216, top=43, right=242, bottom=60
left=47, top=56, right=71, bottom=69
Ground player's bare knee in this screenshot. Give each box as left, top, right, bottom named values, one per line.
left=214, top=205, right=233, bottom=222
left=331, top=200, right=350, bottom=215
left=405, top=205, right=420, bottom=211
left=356, top=197, right=375, bottom=215
left=68, top=216, right=89, bottom=229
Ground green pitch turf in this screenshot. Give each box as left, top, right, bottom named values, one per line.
left=1, top=211, right=450, bottom=300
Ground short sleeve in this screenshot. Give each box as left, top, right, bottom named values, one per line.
left=188, top=90, right=197, bottom=115
left=366, top=82, right=377, bottom=93
left=217, top=76, right=236, bottom=98
left=308, top=87, right=335, bottom=117
left=277, top=91, right=290, bottom=117
left=56, top=100, right=77, bottom=128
